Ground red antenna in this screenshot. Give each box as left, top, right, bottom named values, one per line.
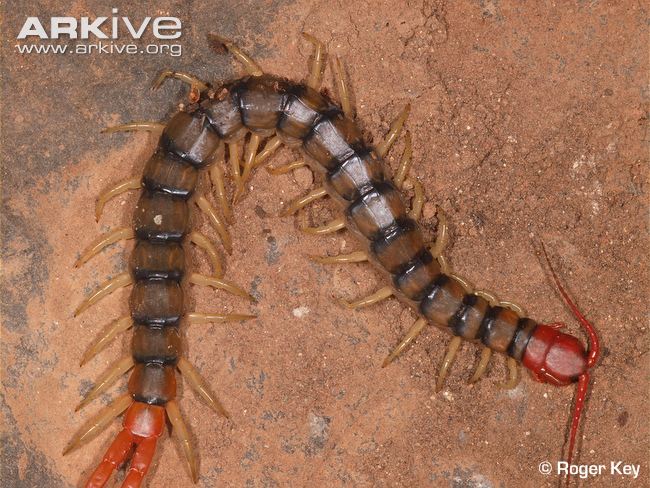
left=540, top=242, right=600, bottom=486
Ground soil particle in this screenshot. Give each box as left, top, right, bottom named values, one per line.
left=293, top=166, right=314, bottom=189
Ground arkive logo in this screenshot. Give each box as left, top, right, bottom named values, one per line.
left=17, top=8, right=182, bottom=40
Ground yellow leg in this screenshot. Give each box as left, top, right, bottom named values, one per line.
left=74, top=272, right=133, bottom=317
left=309, top=251, right=368, bottom=264
left=475, top=290, right=499, bottom=306
left=165, top=400, right=199, bottom=483
left=382, top=317, right=427, bottom=367
left=474, top=291, right=526, bottom=313
left=95, top=178, right=141, bottom=222
left=280, top=187, right=327, bottom=216
left=208, top=34, right=263, bottom=76
left=228, top=141, right=242, bottom=189
left=209, top=163, right=233, bottom=224
left=74, top=227, right=135, bottom=268
left=101, top=122, right=165, bottom=134
left=408, top=178, right=424, bottom=220
left=187, top=312, right=256, bottom=324
left=151, top=70, right=208, bottom=102
left=302, top=32, right=326, bottom=90
left=448, top=273, right=474, bottom=293
left=80, top=316, right=132, bottom=366
left=254, top=136, right=283, bottom=168
left=75, top=357, right=134, bottom=411
left=376, top=104, right=411, bottom=158
left=62, top=394, right=132, bottom=455
left=394, top=131, right=413, bottom=188
left=429, top=207, right=448, bottom=258
left=436, top=336, right=462, bottom=392
left=434, top=254, right=448, bottom=275
left=195, top=195, right=232, bottom=255
left=332, top=56, right=354, bottom=118
left=267, top=160, right=306, bottom=175
left=499, top=300, right=527, bottom=317
left=234, top=133, right=262, bottom=202
left=499, top=357, right=520, bottom=389
left=340, top=286, right=393, bottom=309
left=468, top=346, right=492, bottom=384
left=189, top=231, right=223, bottom=278
left=177, top=358, right=229, bottom=417
left=189, top=273, right=253, bottom=301
left=301, top=217, right=346, bottom=235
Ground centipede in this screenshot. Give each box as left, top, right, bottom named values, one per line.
left=65, top=33, right=600, bottom=487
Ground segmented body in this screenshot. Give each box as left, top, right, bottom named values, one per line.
left=194, top=74, right=587, bottom=381
left=127, top=120, right=218, bottom=408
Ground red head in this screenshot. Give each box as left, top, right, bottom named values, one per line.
left=526, top=244, right=600, bottom=485
left=522, top=325, right=588, bottom=386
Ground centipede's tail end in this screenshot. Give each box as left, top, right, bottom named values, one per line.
left=85, top=402, right=165, bottom=488
left=539, top=241, right=600, bottom=487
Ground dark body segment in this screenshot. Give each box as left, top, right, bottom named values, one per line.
left=508, top=318, right=538, bottom=361
left=449, top=294, right=490, bottom=340
left=201, top=87, right=245, bottom=140
left=130, top=241, right=185, bottom=281
left=420, top=274, right=466, bottom=326
left=347, top=182, right=407, bottom=238
left=162, top=111, right=221, bottom=167
left=278, top=84, right=334, bottom=144
left=328, top=149, right=385, bottom=201
left=132, top=325, right=181, bottom=365
left=133, top=191, right=190, bottom=242
left=393, top=249, right=441, bottom=301
left=480, top=306, right=519, bottom=353
left=303, top=113, right=365, bottom=170
left=129, top=280, right=184, bottom=326
left=128, top=363, right=177, bottom=405
left=236, top=75, right=290, bottom=132
left=129, top=187, right=188, bottom=403
left=142, top=151, right=199, bottom=199
left=371, top=218, right=424, bottom=274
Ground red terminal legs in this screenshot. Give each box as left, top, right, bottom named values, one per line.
left=85, top=402, right=165, bottom=488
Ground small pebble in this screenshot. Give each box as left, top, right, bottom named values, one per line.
left=422, top=202, right=436, bottom=219
left=293, top=167, right=314, bottom=189
left=292, top=306, right=310, bottom=318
